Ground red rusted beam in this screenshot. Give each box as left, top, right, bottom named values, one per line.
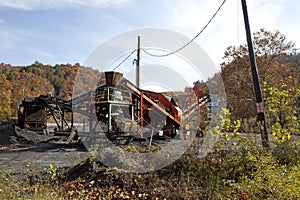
left=140, top=91, right=144, bottom=138
left=125, top=81, right=181, bottom=126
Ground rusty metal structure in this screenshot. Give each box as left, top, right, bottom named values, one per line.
left=17, top=94, right=75, bottom=142
left=17, top=71, right=209, bottom=144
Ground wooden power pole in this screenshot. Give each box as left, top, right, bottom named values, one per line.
left=241, top=0, right=269, bottom=148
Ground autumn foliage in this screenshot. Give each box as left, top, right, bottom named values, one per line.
left=0, top=62, right=101, bottom=121
left=216, top=29, right=299, bottom=136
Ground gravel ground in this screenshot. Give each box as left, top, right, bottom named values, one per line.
left=0, top=123, right=195, bottom=180
left=0, top=124, right=90, bottom=180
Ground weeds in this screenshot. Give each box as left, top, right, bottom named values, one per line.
left=1, top=136, right=300, bottom=199
left=48, top=163, right=58, bottom=181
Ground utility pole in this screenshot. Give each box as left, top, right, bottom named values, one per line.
left=241, top=0, right=269, bottom=148
left=134, top=36, right=143, bottom=137
left=136, top=36, right=140, bottom=88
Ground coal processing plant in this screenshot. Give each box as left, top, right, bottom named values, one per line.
left=16, top=71, right=210, bottom=145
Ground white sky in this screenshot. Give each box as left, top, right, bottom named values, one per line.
left=0, top=0, right=299, bottom=70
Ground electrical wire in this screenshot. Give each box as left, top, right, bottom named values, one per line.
left=113, top=0, right=227, bottom=70
left=141, top=0, right=227, bottom=57
left=112, top=49, right=137, bottom=71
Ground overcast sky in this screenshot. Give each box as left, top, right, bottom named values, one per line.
left=0, top=0, right=299, bottom=69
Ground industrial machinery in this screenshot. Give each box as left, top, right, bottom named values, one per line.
left=16, top=71, right=209, bottom=145
left=16, top=94, right=75, bottom=143
left=90, top=71, right=181, bottom=143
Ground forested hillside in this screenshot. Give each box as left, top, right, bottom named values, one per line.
left=0, top=62, right=101, bottom=121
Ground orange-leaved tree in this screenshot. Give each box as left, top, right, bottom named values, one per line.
left=221, top=29, right=296, bottom=124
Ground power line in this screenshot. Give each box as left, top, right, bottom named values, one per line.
left=141, top=0, right=227, bottom=57
left=112, top=0, right=227, bottom=70
left=112, top=49, right=137, bottom=71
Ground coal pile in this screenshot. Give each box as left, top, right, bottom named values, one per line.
left=0, top=123, right=18, bottom=147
